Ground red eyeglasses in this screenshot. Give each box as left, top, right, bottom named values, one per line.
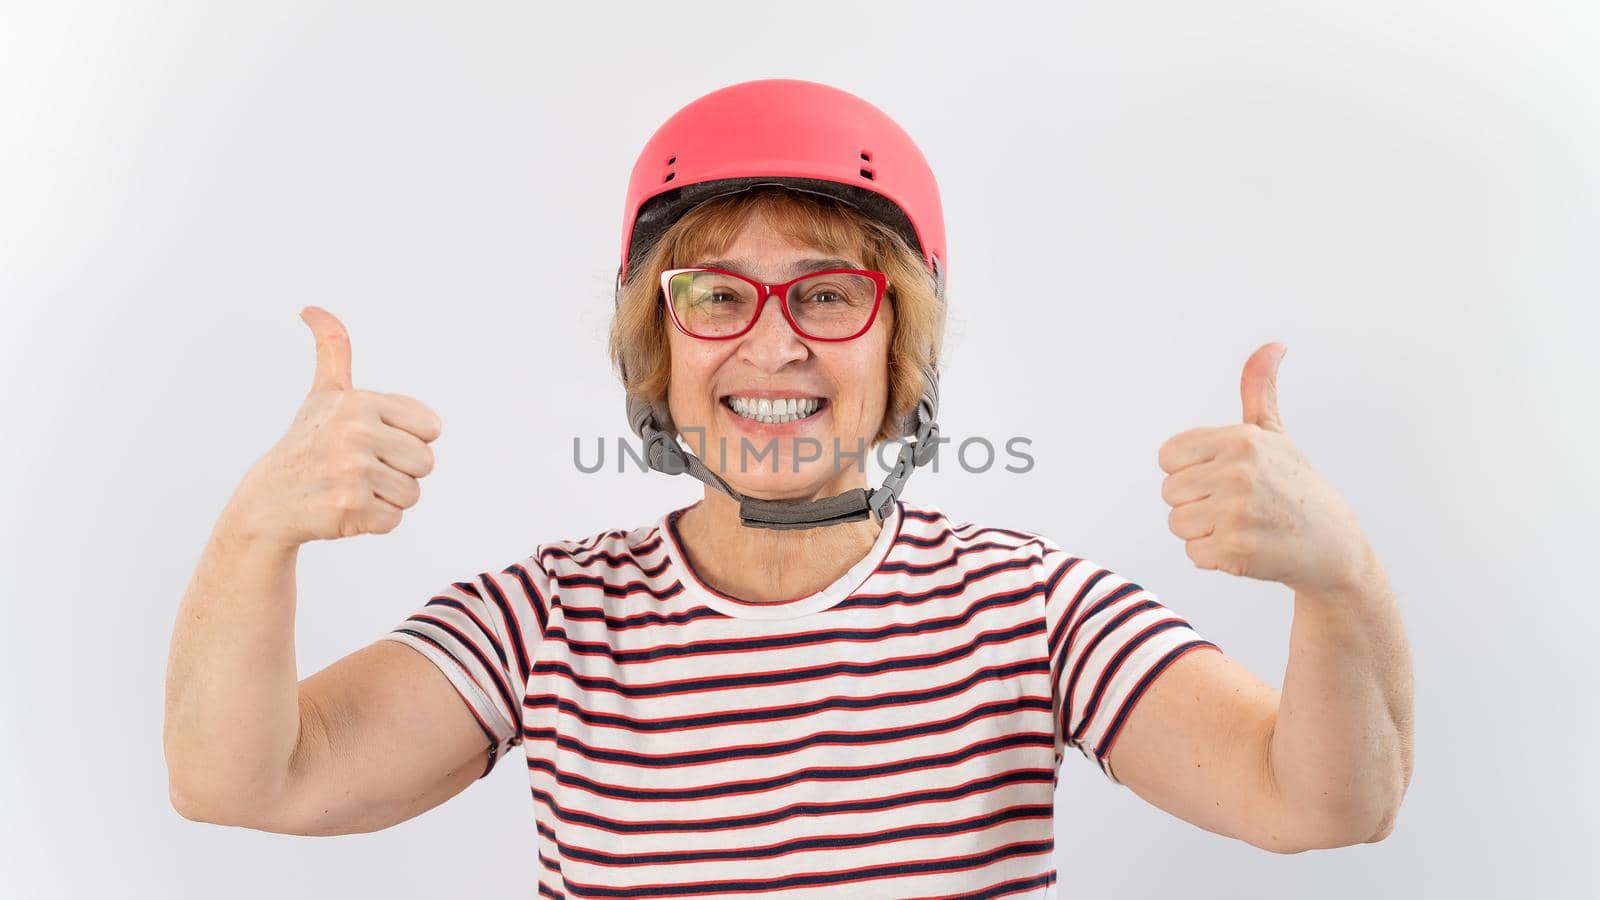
left=661, top=266, right=888, bottom=342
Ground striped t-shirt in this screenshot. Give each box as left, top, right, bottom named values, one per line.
left=383, top=499, right=1221, bottom=899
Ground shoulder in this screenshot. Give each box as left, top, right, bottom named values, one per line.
left=893, top=500, right=1062, bottom=556
left=442, top=515, right=672, bottom=620
left=892, top=501, right=1125, bottom=588
left=519, top=513, right=673, bottom=581
left=888, top=501, right=1072, bottom=589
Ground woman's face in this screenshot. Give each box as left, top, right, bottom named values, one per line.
left=666, top=210, right=893, bottom=500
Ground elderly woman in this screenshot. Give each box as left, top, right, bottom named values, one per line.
left=165, top=79, right=1413, bottom=897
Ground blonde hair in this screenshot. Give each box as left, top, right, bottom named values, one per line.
left=608, top=186, right=944, bottom=445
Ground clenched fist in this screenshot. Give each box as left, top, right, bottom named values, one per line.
left=226, top=306, right=443, bottom=547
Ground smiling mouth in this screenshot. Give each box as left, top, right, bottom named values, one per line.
left=721, top=395, right=827, bottom=425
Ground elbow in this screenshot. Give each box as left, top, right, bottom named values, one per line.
left=1360, top=748, right=1413, bottom=845
left=1263, top=731, right=1413, bottom=853
left=165, top=759, right=274, bottom=828
left=1251, top=806, right=1399, bottom=855
left=1361, top=707, right=1415, bottom=845
left=168, top=768, right=293, bottom=830
left=165, top=726, right=222, bottom=824
left=165, top=741, right=240, bottom=826
left=1251, top=834, right=1316, bottom=856
left=165, top=741, right=222, bottom=824
left=165, top=729, right=299, bottom=830
left=1296, top=789, right=1408, bottom=852
left=168, top=775, right=232, bottom=825
left=1360, top=781, right=1409, bottom=845
left=1257, top=771, right=1410, bottom=854
left=1363, top=809, right=1399, bottom=844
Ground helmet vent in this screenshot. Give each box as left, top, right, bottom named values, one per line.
left=859, top=150, right=872, bottom=161
left=663, top=155, right=677, bottom=183
left=859, top=168, right=875, bottom=180
left=663, top=171, right=676, bottom=183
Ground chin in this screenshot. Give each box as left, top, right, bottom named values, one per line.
left=720, top=466, right=842, bottom=501
left=699, top=434, right=823, bottom=489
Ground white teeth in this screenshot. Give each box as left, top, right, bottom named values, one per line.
left=726, top=395, right=822, bottom=424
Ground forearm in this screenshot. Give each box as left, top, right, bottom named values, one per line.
left=163, top=496, right=304, bottom=820
left=1268, top=541, right=1415, bottom=845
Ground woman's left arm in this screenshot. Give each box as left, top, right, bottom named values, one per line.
left=1107, top=342, right=1414, bottom=853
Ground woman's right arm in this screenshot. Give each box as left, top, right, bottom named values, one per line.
left=162, top=504, right=491, bottom=834
left=163, top=306, right=488, bottom=834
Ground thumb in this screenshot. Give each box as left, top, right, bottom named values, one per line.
left=300, top=305, right=353, bottom=393
left=1240, top=341, right=1287, bottom=432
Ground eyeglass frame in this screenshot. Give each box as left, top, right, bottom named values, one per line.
left=659, top=266, right=889, bottom=342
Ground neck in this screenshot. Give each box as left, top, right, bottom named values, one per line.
left=674, top=484, right=885, bottom=604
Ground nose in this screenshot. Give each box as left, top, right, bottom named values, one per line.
left=737, top=290, right=809, bottom=372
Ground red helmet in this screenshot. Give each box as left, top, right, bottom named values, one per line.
left=616, top=79, right=945, bottom=531
left=617, top=78, right=946, bottom=294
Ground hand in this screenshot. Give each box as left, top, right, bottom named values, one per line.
left=226, top=306, right=444, bottom=547
left=1157, top=343, right=1371, bottom=596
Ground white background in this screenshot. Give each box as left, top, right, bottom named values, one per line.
left=2, top=1, right=1595, bottom=897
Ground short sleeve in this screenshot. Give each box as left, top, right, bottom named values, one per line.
left=1041, top=544, right=1222, bottom=786
left=381, top=559, right=553, bottom=777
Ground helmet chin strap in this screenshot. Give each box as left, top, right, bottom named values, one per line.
left=628, top=391, right=941, bottom=530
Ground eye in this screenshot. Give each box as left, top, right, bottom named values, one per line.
left=799, top=283, right=856, bottom=305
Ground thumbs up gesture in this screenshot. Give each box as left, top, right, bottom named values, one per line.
left=226, top=306, right=444, bottom=547
left=1157, top=343, right=1371, bottom=596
